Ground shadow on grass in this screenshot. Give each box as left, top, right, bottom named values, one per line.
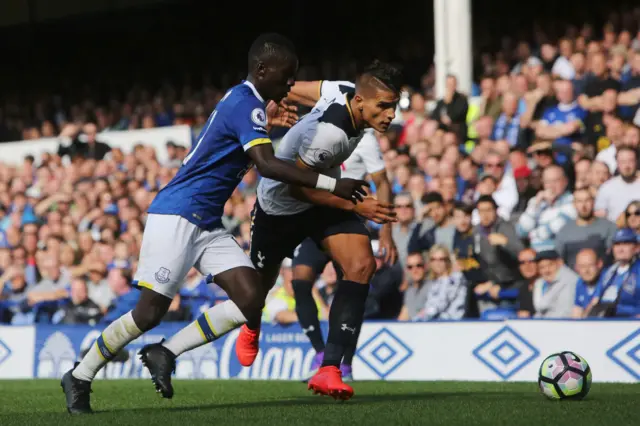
left=108, top=390, right=545, bottom=414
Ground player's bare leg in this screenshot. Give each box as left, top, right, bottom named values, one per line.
left=235, top=261, right=281, bottom=366
left=62, top=289, right=172, bottom=414
left=308, top=233, right=375, bottom=400
left=140, top=266, right=266, bottom=396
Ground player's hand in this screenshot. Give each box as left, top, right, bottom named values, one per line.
left=266, top=99, right=298, bottom=130
left=354, top=197, right=398, bottom=224
left=334, top=178, right=369, bottom=202
left=379, top=225, right=398, bottom=265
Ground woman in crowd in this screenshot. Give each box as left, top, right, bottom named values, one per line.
left=415, top=244, right=468, bottom=320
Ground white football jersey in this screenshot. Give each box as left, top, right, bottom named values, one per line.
left=258, top=81, right=382, bottom=216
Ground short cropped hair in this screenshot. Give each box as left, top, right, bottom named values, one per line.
left=248, top=33, right=296, bottom=69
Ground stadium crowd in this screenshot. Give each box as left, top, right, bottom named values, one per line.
left=1, top=12, right=640, bottom=327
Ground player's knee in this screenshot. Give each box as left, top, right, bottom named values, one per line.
left=341, top=255, right=376, bottom=284
left=132, top=304, right=168, bottom=331
left=293, top=265, right=315, bottom=282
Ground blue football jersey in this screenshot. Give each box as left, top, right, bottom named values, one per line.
left=574, top=277, right=601, bottom=309
left=148, top=81, right=271, bottom=230
left=540, top=102, right=586, bottom=163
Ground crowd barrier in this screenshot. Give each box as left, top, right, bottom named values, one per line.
left=0, top=320, right=638, bottom=382
left=0, top=125, right=192, bottom=165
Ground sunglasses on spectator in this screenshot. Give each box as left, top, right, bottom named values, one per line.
left=429, top=257, right=448, bottom=262
left=407, top=263, right=424, bottom=269
left=519, top=259, right=536, bottom=265
left=626, top=210, right=640, bottom=217
left=396, top=204, right=413, bottom=209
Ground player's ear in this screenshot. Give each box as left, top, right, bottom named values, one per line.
left=353, top=94, right=365, bottom=112
left=256, top=61, right=266, bottom=79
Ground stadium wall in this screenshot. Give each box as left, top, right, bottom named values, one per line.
left=0, top=125, right=192, bottom=165
left=0, top=321, right=638, bottom=382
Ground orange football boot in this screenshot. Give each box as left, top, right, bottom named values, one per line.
left=235, top=324, right=260, bottom=366
left=307, top=366, right=354, bottom=400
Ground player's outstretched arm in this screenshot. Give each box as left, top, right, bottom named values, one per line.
left=246, top=144, right=368, bottom=201
left=288, top=158, right=397, bottom=224
left=285, top=81, right=323, bottom=107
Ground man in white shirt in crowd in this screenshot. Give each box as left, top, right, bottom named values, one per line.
left=475, top=150, right=517, bottom=223
left=596, top=147, right=640, bottom=223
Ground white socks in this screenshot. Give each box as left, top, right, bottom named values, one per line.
left=163, top=300, right=247, bottom=357
left=73, top=311, right=143, bottom=382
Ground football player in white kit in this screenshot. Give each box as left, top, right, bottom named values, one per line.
left=237, top=60, right=401, bottom=400
left=287, top=86, right=397, bottom=382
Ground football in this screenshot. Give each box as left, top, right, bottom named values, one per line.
left=538, top=352, right=592, bottom=400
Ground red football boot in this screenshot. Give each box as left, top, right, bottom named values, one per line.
left=307, top=366, right=354, bottom=400
left=235, top=324, right=260, bottom=367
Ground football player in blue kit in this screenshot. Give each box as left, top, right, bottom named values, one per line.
left=61, top=33, right=368, bottom=414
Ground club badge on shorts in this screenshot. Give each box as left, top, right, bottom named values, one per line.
left=155, top=267, right=171, bottom=284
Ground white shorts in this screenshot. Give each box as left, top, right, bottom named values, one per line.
left=134, top=214, right=254, bottom=299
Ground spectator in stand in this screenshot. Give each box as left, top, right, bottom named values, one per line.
left=586, top=228, right=640, bottom=318
left=531, top=250, right=579, bottom=318
left=408, top=192, right=455, bottom=254
left=478, top=76, right=502, bottom=120
left=53, top=278, right=103, bottom=325
left=573, top=157, right=592, bottom=190
left=391, top=193, right=417, bottom=268
left=364, top=240, right=403, bottom=320
left=101, top=268, right=139, bottom=324
left=595, top=147, right=640, bottom=223
left=475, top=150, right=518, bottom=222
left=588, top=160, right=611, bottom=197
left=415, top=245, right=468, bottom=321
left=535, top=79, right=586, bottom=165
left=555, top=187, right=617, bottom=269
left=622, top=200, right=640, bottom=234
left=473, top=195, right=524, bottom=295
left=571, top=248, right=604, bottom=318
left=527, top=141, right=555, bottom=173
left=585, top=90, right=620, bottom=156
left=579, top=52, right=621, bottom=112
left=451, top=202, right=487, bottom=286
left=262, top=259, right=301, bottom=325
left=571, top=51, right=588, bottom=96
left=432, top=74, right=468, bottom=144
left=511, top=165, right=536, bottom=223
left=85, top=262, right=114, bottom=313
left=515, top=248, right=540, bottom=318
left=518, top=165, right=575, bottom=251
left=595, top=117, right=628, bottom=173
left=492, top=92, right=521, bottom=147
left=551, top=38, right=576, bottom=81
left=0, top=266, right=33, bottom=324
left=27, top=253, right=71, bottom=321
left=519, top=73, right=557, bottom=146
left=57, top=123, right=112, bottom=161
left=617, top=53, right=640, bottom=121
left=397, top=252, right=429, bottom=321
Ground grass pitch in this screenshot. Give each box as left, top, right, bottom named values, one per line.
left=0, top=380, right=638, bottom=426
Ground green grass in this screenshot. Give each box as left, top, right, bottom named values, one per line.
left=0, top=380, right=638, bottom=426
